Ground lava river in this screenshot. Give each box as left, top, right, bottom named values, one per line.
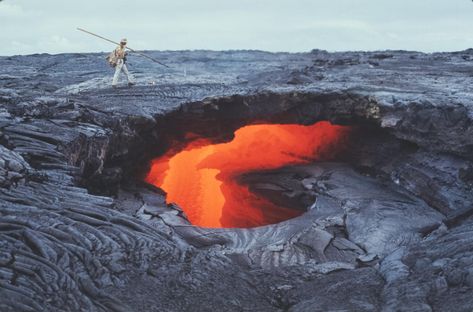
left=145, top=121, right=350, bottom=228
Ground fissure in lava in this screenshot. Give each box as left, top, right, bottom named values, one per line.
left=145, top=121, right=350, bottom=228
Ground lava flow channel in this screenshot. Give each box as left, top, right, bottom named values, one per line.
left=145, top=121, right=350, bottom=228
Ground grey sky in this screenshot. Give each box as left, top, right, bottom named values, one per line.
left=1, top=0, right=472, bottom=56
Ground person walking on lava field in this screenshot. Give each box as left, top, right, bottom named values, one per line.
left=109, top=38, right=135, bottom=88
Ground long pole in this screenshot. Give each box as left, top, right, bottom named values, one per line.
left=77, top=27, right=170, bottom=68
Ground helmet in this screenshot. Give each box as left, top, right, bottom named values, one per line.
left=120, top=38, right=127, bottom=44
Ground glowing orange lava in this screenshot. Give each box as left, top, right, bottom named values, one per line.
left=145, top=121, right=350, bottom=228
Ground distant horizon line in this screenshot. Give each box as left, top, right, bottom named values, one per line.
left=2, top=47, right=472, bottom=57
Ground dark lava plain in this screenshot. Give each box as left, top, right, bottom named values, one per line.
left=1, top=49, right=473, bottom=311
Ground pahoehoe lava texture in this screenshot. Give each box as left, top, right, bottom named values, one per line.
left=0, top=49, right=473, bottom=311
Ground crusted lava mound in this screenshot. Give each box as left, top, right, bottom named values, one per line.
left=0, top=49, right=473, bottom=311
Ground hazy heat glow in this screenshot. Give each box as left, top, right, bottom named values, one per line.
left=145, top=121, right=350, bottom=228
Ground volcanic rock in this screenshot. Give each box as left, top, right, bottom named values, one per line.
left=0, top=49, right=472, bottom=311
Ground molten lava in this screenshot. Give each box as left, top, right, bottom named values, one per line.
left=145, top=121, right=350, bottom=228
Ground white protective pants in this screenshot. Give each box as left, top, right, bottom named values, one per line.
left=112, top=59, right=135, bottom=86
